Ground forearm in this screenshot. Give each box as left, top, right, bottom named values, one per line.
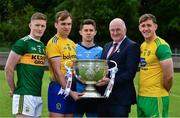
left=4, top=50, right=21, bottom=95
left=49, top=57, right=67, bottom=89
left=161, top=58, right=174, bottom=92
left=54, top=70, right=66, bottom=89
left=54, top=69, right=81, bottom=100
left=5, top=68, right=15, bottom=92
left=164, top=77, right=173, bottom=92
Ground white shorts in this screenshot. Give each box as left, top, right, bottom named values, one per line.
left=12, top=94, right=42, bottom=117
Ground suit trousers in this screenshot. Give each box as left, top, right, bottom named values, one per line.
left=97, top=100, right=131, bottom=117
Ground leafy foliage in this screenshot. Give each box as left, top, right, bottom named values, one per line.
left=139, top=0, right=180, bottom=48
left=0, top=0, right=179, bottom=48
left=0, top=4, right=34, bottom=45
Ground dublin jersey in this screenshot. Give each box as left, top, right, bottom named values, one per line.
left=76, top=43, right=103, bottom=92
left=12, top=35, right=46, bottom=96
left=76, top=43, right=102, bottom=60
left=139, top=37, right=172, bottom=97
left=46, top=35, right=76, bottom=78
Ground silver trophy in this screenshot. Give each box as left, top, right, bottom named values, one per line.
left=74, top=59, right=118, bottom=98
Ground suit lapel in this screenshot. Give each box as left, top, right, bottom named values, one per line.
left=118, top=38, right=127, bottom=52
left=104, top=42, right=113, bottom=58
left=108, top=38, right=128, bottom=58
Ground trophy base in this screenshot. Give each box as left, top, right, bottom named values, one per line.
left=80, top=92, right=104, bottom=98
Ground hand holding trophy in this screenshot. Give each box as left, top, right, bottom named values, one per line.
left=57, top=60, right=74, bottom=98
left=62, top=59, right=118, bottom=98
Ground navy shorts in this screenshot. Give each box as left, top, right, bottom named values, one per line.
left=48, top=81, right=76, bottom=114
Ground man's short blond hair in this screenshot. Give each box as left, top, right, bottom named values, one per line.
left=31, top=12, right=47, bottom=21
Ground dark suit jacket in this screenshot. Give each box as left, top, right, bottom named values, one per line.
left=99, top=37, right=140, bottom=105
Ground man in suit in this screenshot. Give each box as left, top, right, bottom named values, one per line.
left=96, top=18, right=140, bottom=117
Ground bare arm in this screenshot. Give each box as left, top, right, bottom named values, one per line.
left=48, top=57, right=66, bottom=89
left=49, top=57, right=82, bottom=100
left=160, top=58, right=174, bottom=92
left=4, top=51, right=21, bottom=97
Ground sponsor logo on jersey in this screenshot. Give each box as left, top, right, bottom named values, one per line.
left=140, top=57, right=148, bottom=70
left=19, top=53, right=46, bottom=66
left=63, top=52, right=76, bottom=60
left=140, top=58, right=147, bottom=67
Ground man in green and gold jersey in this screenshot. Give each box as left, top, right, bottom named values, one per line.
left=137, top=13, right=174, bottom=117
left=5, top=12, right=47, bottom=117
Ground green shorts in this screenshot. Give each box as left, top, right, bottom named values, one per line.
left=137, top=95, right=169, bottom=117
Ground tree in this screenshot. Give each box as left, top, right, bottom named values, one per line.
left=71, top=0, right=139, bottom=45
left=0, top=4, right=35, bottom=45
left=0, top=0, right=9, bottom=22
left=1, top=0, right=179, bottom=49
left=139, top=0, right=180, bottom=48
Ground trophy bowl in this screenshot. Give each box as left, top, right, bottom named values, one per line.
left=74, top=59, right=108, bottom=98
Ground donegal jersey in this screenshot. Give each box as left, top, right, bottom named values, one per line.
left=12, top=35, right=46, bottom=96
left=46, top=35, right=76, bottom=78
left=139, top=36, right=172, bottom=97
left=76, top=43, right=103, bottom=92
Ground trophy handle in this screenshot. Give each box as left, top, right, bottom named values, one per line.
left=57, top=60, right=73, bottom=98
left=104, top=60, right=118, bottom=98
left=108, top=60, right=118, bottom=72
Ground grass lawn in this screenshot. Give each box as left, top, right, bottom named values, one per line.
left=0, top=71, right=180, bottom=117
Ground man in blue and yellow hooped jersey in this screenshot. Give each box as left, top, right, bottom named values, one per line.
left=46, top=10, right=82, bottom=117
left=138, top=13, right=174, bottom=117
left=5, top=12, right=47, bottom=117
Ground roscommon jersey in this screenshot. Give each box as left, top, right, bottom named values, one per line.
left=46, top=35, right=76, bottom=78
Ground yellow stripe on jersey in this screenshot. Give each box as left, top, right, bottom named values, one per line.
left=18, top=53, right=46, bottom=66
left=158, top=97, right=163, bottom=118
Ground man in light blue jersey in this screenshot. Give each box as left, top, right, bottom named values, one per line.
left=75, top=19, right=102, bottom=117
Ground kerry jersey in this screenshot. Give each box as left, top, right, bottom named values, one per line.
left=12, top=35, right=46, bottom=96
left=139, top=36, right=172, bottom=97
left=46, top=35, right=76, bottom=78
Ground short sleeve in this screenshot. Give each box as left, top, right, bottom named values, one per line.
left=156, top=44, right=172, bottom=61
left=12, top=39, right=27, bottom=55
left=46, top=41, right=61, bottom=59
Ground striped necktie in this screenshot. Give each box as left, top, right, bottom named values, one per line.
left=108, top=43, right=118, bottom=58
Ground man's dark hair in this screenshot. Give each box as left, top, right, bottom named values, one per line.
left=79, top=19, right=96, bottom=30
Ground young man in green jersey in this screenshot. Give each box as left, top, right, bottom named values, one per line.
left=138, top=13, right=174, bottom=117
left=5, top=12, right=47, bottom=117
